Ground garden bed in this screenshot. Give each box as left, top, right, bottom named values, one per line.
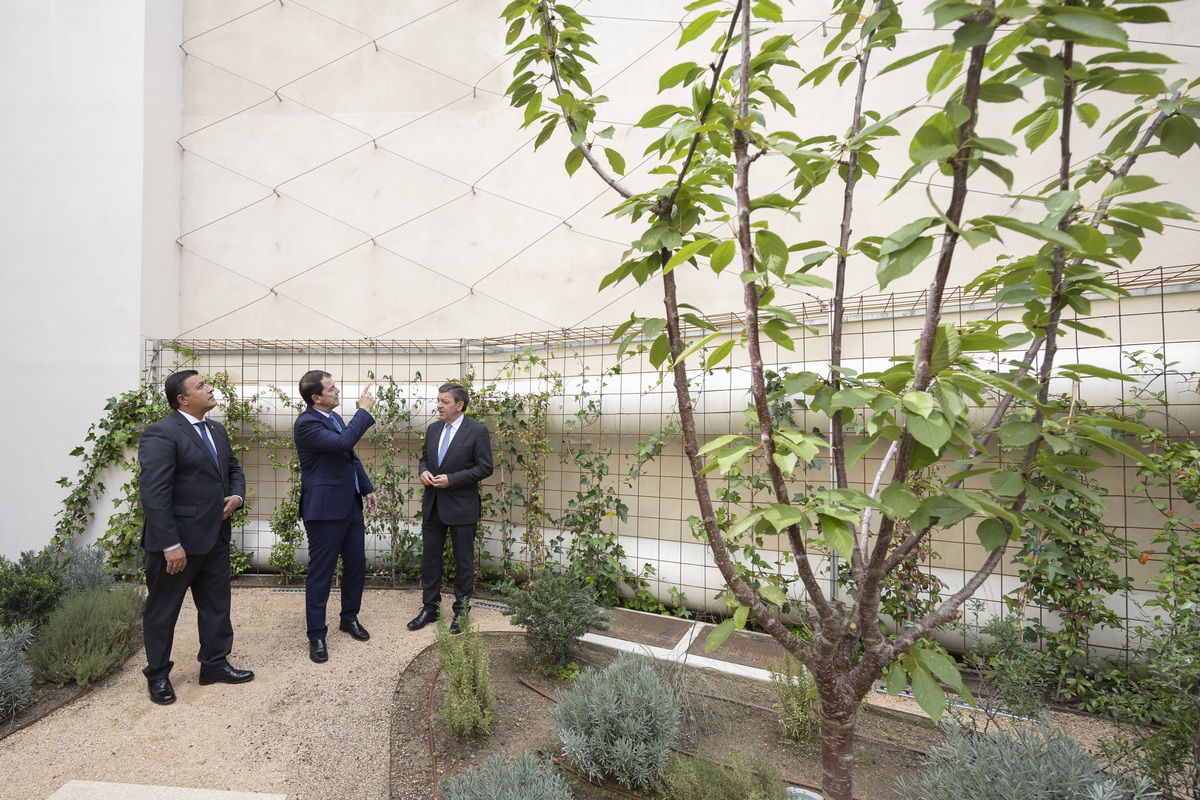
left=389, top=632, right=944, bottom=800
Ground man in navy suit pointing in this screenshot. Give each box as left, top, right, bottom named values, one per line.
left=408, top=382, right=493, bottom=635
left=294, top=371, right=377, bottom=664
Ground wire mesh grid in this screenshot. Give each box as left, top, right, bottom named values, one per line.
left=150, top=265, right=1200, bottom=658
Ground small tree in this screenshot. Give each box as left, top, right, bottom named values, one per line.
left=501, top=0, right=1199, bottom=797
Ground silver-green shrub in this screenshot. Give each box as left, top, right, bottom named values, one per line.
left=0, top=624, right=33, bottom=720
left=27, top=586, right=144, bottom=686
left=770, top=654, right=820, bottom=743
left=435, top=612, right=495, bottom=740
left=442, top=752, right=574, bottom=800
left=552, top=652, right=680, bottom=791
left=61, top=545, right=114, bottom=594
left=897, top=718, right=1157, bottom=800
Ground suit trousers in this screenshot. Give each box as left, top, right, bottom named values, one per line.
left=142, top=541, right=234, bottom=681
left=304, top=500, right=366, bottom=640
left=420, top=498, right=475, bottom=615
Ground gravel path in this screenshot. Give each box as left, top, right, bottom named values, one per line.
left=0, top=587, right=512, bottom=800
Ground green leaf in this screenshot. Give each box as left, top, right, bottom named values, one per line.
left=564, top=146, right=584, bottom=176
left=1102, top=175, right=1163, bottom=200
left=759, top=584, right=787, bottom=607
left=988, top=469, right=1024, bottom=498
left=709, top=240, right=736, bottom=273
left=679, top=10, right=721, bottom=47
left=908, top=412, right=951, bottom=451
left=818, top=515, right=856, bottom=561
left=997, top=421, right=1040, bottom=446
left=734, top=604, right=750, bottom=629
left=885, top=663, right=907, bottom=695
left=880, top=483, right=920, bottom=518
left=649, top=334, right=671, bottom=368
left=706, top=339, right=735, bottom=368
left=902, top=391, right=935, bottom=419
left=762, top=319, right=795, bottom=351
left=1158, top=115, right=1199, bottom=157
left=1046, top=8, right=1128, bottom=46
left=1059, top=363, right=1136, bottom=381
left=976, top=518, right=1009, bottom=551
left=705, top=618, right=737, bottom=652
left=604, top=147, right=626, bottom=175
left=637, top=104, right=687, bottom=128
left=659, top=61, right=699, bottom=92
left=697, top=434, right=749, bottom=456
left=664, top=239, right=711, bottom=274
left=909, top=665, right=947, bottom=722
left=877, top=236, right=934, bottom=290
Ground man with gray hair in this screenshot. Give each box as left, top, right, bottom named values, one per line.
left=408, top=382, right=493, bottom=634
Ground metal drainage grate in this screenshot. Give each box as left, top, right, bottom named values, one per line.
left=471, top=599, right=511, bottom=612
left=271, top=588, right=340, bottom=594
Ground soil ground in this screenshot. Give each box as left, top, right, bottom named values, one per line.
left=390, top=632, right=945, bottom=800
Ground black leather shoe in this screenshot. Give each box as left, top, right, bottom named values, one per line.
left=199, top=663, right=255, bottom=685
left=148, top=677, right=176, bottom=705
left=450, top=615, right=462, bottom=636
left=339, top=619, right=370, bottom=641
left=310, top=639, right=328, bottom=663
left=407, top=608, right=438, bottom=631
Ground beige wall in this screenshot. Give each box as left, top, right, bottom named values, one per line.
left=0, top=1, right=182, bottom=559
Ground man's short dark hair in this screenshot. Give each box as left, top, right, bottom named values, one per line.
left=165, top=370, right=199, bottom=410
left=439, top=382, right=469, bottom=410
left=300, top=370, right=332, bottom=407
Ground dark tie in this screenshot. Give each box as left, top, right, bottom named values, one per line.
left=196, top=421, right=220, bottom=467
left=330, top=414, right=361, bottom=494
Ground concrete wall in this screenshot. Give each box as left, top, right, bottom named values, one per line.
left=0, top=1, right=182, bottom=559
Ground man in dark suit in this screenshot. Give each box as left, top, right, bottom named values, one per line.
left=294, top=370, right=377, bottom=664
left=139, top=370, right=254, bottom=705
left=408, top=382, right=493, bottom=634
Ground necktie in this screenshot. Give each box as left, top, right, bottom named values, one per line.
left=329, top=414, right=361, bottom=494
left=437, top=422, right=453, bottom=467
left=196, top=421, right=220, bottom=467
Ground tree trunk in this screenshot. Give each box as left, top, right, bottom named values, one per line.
left=818, top=701, right=858, bottom=800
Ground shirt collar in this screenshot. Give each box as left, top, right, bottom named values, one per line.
left=177, top=409, right=205, bottom=425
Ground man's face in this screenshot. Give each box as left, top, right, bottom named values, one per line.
left=180, top=374, right=217, bottom=416
left=436, top=391, right=464, bottom=422
left=314, top=377, right=340, bottom=412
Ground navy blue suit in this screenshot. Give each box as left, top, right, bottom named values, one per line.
left=139, top=411, right=245, bottom=681
left=418, top=414, right=493, bottom=614
left=294, top=406, right=375, bottom=641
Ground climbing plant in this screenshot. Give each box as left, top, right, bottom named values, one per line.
left=364, top=372, right=425, bottom=583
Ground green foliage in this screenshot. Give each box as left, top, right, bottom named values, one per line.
left=442, top=752, right=575, bottom=800
left=770, top=655, right=819, bottom=742
left=27, top=586, right=144, bottom=687
left=1007, top=428, right=1134, bottom=702
left=55, top=374, right=169, bottom=572
left=552, top=653, right=680, bottom=791
left=61, top=544, right=115, bottom=594
left=897, top=718, right=1156, bottom=800
left=0, top=624, right=33, bottom=720
left=263, top=386, right=307, bottom=584
left=364, top=372, right=424, bottom=582
left=964, top=613, right=1055, bottom=718
left=500, top=568, right=609, bottom=671
left=1090, top=617, right=1200, bottom=800
left=651, top=751, right=787, bottom=800
left=0, top=548, right=68, bottom=628
left=435, top=612, right=495, bottom=740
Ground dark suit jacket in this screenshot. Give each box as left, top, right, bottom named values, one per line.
left=294, top=406, right=375, bottom=522
left=419, top=415, right=494, bottom=526
left=139, top=411, right=246, bottom=554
